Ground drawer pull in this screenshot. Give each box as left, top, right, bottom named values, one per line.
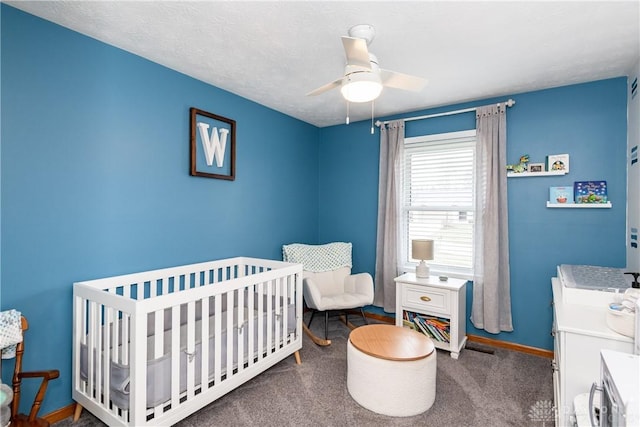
left=420, top=296, right=431, bottom=302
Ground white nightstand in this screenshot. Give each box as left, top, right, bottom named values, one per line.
left=394, top=273, right=467, bottom=359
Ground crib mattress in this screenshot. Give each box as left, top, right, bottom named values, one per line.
left=80, top=302, right=295, bottom=409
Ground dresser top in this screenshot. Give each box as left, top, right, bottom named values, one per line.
left=395, top=273, right=467, bottom=290
left=552, top=278, right=633, bottom=343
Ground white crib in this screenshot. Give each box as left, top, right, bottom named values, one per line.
left=72, top=257, right=303, bottom=426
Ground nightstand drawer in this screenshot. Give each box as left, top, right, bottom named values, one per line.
left=402, top=284, right=450, bottom=315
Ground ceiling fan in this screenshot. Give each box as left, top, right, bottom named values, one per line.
left=307, top=24, right=428, bottom=104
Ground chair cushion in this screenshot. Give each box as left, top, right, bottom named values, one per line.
left=315, top=292, right=373, bottom=311
left=304, top=268, right=351, bottom=296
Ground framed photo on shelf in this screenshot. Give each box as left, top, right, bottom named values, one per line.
left=528, top=163, right=544, bottom=173
left=547, top=153, right=569, bottom=173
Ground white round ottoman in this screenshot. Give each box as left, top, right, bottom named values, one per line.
left=347, top=324, right=436, bottom=417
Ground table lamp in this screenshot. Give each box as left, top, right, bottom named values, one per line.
left=412, top=239, right=434, bottom=278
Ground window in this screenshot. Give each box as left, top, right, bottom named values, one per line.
left=402, top=130, right=476, bottom=278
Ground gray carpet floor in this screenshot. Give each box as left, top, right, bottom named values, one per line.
left=58, top=316, right=554, bottom=427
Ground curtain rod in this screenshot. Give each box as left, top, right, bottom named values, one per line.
left=374, top=98, right=516, bottom=127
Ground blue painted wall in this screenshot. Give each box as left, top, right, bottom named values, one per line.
left=319, top=78, right=628, bottom=350
left=1, top=5, right=319, bottom=414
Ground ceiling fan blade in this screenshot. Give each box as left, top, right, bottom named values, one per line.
left=306, top=77, right=343, bottom=96
left=380, top=69, right=428, bottom=92
left=341, top=36, right=371, bottom=69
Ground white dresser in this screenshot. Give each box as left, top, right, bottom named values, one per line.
left=552, top=278, right=634, bottom=427
left=394, top=273, right=467, bottom=359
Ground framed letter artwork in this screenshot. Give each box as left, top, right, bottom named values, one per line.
left=190, top=107, right=236, bottom=180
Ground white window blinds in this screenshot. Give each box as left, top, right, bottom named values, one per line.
left=402, top=130, right=476, bottom=275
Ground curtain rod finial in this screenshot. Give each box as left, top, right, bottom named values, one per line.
left=374, top=120, right=382, bottom=127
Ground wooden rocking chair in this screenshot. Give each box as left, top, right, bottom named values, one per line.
left=9, top=316, right=60, bottom=427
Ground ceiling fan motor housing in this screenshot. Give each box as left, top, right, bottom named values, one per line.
left=348, top=24, right=375, bottom=45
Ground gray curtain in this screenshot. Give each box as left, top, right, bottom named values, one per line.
left=471, top=103, right=513, bottom=333
left=374, top=120, right=404, bottom=312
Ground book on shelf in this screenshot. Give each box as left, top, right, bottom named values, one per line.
left=549, top=186, right=574, bottom=204
left=574, top=180, right=607, bottom=204
left=412, top=316, right=431, bottom=337
left=402, top=319, right=416, bottom=330
left=405, top=311, right=450, bottom=342
left=425, top=322, right=447, bottom=342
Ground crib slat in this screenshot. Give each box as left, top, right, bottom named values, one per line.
left=225, top=291, right=234, bottom=378
left=213, top=294, right=222, bottom=384
left=186, top=300, right=196, bottom=399
left=266, top=281, right=273, bottom=355
left=275, top=278, right=282, bottom=350
left=246, top=286, right=255, bottom=368
left=76, top=297, right=87, bottom=395
left=110, top=308, right=120, bottom=416
left=93, top=302, right=103, bottom=402
left=200, top=296, right=210, bottom=391
left=170, top=305, right=181, bottom=409
left=236, top=288, right=245, bottom=373
left=257, top=282, right=264, bottom=361
left=103, top=308, right=113, bottom=409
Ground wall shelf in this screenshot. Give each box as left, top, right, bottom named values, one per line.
left=546, top=202, right=612, bottom=208
left=507, top=170, right=567, bottom=178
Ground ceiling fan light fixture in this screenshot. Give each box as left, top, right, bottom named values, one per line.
left=340, top=72, right=382, bottom=103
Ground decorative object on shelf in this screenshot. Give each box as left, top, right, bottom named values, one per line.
left=506, top=154, right=530, bottom=173
left=528, top=163, right=544, bottom=173
left=549, top=186, right=574, bottom=204
left=546, top=153, right=569, bottom=173
left=574, top=181, right=608, bottom=204
left=412, top=239, right=434, bottom=278
left=190, top=107, right=236, bottom=181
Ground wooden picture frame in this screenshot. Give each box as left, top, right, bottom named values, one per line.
left=190, top=107, right=236, bottom=180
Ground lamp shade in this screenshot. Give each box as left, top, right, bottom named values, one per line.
left=412, top=239, right=434, bottom=261
left=341, top=72, right=383, bottom=103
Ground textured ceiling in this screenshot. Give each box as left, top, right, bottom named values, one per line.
left=6, top=1, right=640, bottom=127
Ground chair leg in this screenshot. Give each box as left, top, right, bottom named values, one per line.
left=361, top=308, right=368, bottom=325
left=324, top=311, right=329, bottom=340
left=308, top=310, right=316, bottom=328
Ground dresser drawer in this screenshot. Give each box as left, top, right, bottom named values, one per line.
left=402, top=284, right=451, bottom=315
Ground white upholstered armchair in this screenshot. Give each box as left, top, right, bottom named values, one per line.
left=282, top=242, right=374, bottom=344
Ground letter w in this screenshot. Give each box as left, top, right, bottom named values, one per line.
left=197, top=122, right=229, bottom=167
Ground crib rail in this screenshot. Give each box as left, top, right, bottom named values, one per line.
left=73, top=257, right=302, bottom=426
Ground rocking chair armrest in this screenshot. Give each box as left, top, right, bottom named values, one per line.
left=15, top=369, right=60, bottom=422
left=18, top=369, right=60, bottom=381
left=344, top=272, right=374, bottom=301
left=302, top=277, right=324, bottom=310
